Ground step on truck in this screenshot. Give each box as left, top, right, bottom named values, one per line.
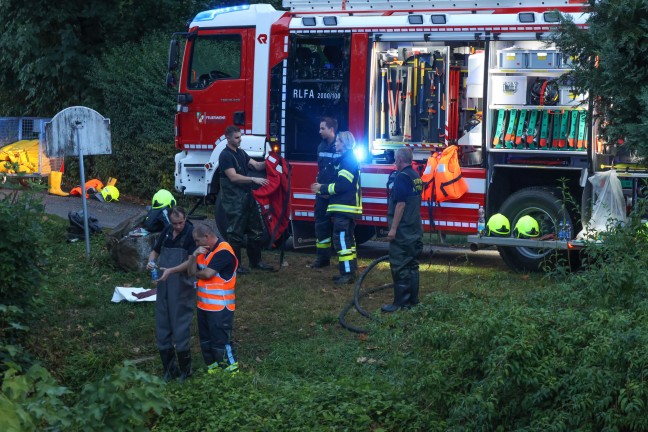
left=167, top=0, right=632, bottom=272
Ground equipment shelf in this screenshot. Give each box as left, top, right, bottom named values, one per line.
left=489, top=68, right=568, bottom=77
left=489, top=149, right=586, bottom=155
left=489, top=105, right=587, bottom=110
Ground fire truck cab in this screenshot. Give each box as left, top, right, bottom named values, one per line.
left=168, top=0, right=602, bottom=272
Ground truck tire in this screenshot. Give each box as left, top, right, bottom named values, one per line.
left=354, top=225, right=376, bottom=245
left=497, top=187, right=571, bottom=272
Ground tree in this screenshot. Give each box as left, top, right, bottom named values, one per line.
left=0, top=0, right=205, bottom=115
left=552, top=0, right=648, bottom=159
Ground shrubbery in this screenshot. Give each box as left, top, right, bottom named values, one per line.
left=153, top=205, right=648, bottom=431
left=0, top=192, right=170, bottom=431
left=85, top=32, right=178, bottom=198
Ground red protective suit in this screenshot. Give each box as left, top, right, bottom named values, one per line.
left=252, top=152, right=291, bottom=248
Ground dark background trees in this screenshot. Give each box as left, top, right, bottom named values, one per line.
left=553, top=0, right=648, bottom=160
left=0, top=0, right=285, bottom=197
left=0, top=0, right=203, bottom=115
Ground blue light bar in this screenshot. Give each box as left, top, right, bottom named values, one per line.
left=194, top=4, right=251, bottom=22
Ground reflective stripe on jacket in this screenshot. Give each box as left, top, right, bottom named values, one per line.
left=320, top=149, right=362, bottom=217
left=196, top=241, right=238, bottom=312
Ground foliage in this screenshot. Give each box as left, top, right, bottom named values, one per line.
left=86, top=32, right=179, bottom=197
left=567, top=199, right=648, bottom=307
left=1, top=359, right=170, bottom=432
left=18, top=198, right=648, bottom=430
left=0, top=191, right=48, bottom=312
left=0, top=0, right=205, bottom=114
left=0, top=198, right=170, bottom=432
left=552, top=0, right=648, bottom=159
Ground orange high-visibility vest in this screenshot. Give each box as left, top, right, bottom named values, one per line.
left=421, top=146, right=468, bottom=203
left=421, top=153, right=439, bottom=202
left=69, top=179, right=104, bottom=198
left=434, top=146, right=468, bottom=202
left=196, top=241, right=238, bottom=312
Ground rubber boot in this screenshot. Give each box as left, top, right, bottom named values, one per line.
left=159, top=348, right=179, bottom=382
left=177, top=350, right=192, bottom=383
left=381, top=279, right=411, bottom=313
left=409, top=268, right=420, bottom=307
left=48, top=172, right=69, bottom=196
left=308, top=247, right=331, bottom=268
left=232, top=244, right=249, bottom=275
left=247, top=243, right=274, bottom=271
left=200, top=341, right=216, bottom=366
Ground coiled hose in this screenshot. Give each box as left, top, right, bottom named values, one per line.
left=338, top=255, right=393, bottom=334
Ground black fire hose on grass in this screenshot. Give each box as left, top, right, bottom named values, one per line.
left=338, top=255, right=393, bottom=334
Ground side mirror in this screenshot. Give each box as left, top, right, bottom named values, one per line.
left=168, top=39, right=179, bottom=72
left=166, top=72, right=177, bottom=89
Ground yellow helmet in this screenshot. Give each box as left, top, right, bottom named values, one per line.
left=152, top=189, right=176, bottom=209
left=514, top=215, right=540, bottom=238
left=487, top=213, right=510, bottom=236
left=100, top=185, right=119, bottom=202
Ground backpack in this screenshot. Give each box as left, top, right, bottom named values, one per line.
left=67, top=210, right=102, bottom=240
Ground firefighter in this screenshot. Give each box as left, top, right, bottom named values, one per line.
left=310, top=131, right=362, bottom=285
left=381, top=148, right=424, bottom=312
left=189, top=223, right=239, bottom=373
left=218, top=125, right=274, bottom=274
left=146, top=206, right=196, bottom=382
left=309, top=117, right=339, bottom=269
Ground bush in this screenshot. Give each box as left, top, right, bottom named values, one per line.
left=86, top=32, right=178, bottom=198
left=0, top=191, right=48, bottom=311
left=1, top=359, right=170, bottom=432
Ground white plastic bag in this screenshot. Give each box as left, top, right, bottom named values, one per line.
left=577, top=170, right=626, bottom=239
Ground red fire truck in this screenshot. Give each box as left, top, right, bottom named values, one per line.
left=168, top=0, right=602, bottom=271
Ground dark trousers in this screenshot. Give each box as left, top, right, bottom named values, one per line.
left=332, top=215, right=357, bottom=275
left=389, top=237, right=423, bottom=281
left=223, top=191, right=265, bottom=265
left=314, top=196, right=333, bottom=253
left=155, top=247, right=196, bottom=352
left=197, top=308, right=236, bottom=367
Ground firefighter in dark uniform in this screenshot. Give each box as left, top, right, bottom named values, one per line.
left=308, top=117, right=339, bottom=269
left=218, top=125, right=274, bottom=274
left=382, top=148, right=424, bottom=312
left=311, top=131, right=362, bottom=285
left=146, top=206, right=196, bottom=382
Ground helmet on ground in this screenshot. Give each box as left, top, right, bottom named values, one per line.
left=152, top=189, right=176, bottom=209
left=100, top=185, right=119, bottom=202
left=514, top=215, right=540, bottom=238
left=487, top=213, right=510, bottom=236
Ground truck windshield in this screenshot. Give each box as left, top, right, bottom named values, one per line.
left=187, top=34, right=242, bottom=90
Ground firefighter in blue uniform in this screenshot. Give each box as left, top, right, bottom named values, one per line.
left=308, top=117, right=339, bottom=269
left=311, top=131, right=362, bottom=285
left=382, top=147, right=423, bottom=312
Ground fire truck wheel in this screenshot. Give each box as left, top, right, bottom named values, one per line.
left=497, top=187, right=574, bottom=272
left=354, top=225, right=377, bottom=245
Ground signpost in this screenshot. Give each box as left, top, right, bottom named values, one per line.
left=45, top=107, right=111, bottom=257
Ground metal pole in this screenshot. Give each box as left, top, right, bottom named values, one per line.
left=74, top=122, right=91, bottom=258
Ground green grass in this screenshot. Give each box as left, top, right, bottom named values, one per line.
left=29, top=216, right=551, bottom=429
left=33, top=217, right=530, bottom=380
left=14, top=195, right=648, bottom=430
